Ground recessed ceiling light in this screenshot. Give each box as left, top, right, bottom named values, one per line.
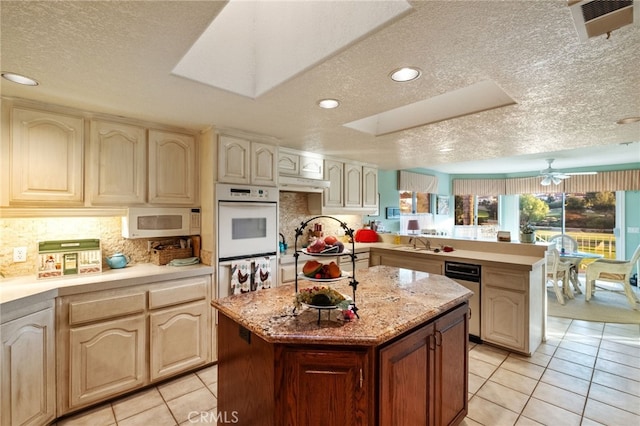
left=616, top=116, right=640, bottom=124
left=439, top=147, right=453, bottom=152
left=318, top=99, right=340, bottom=109
left=389, top=67, right=422, bottom=82
left=1, top=72, right=39, bottom=86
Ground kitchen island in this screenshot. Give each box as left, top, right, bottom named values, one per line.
left=212, top=265, right=472, bottom=426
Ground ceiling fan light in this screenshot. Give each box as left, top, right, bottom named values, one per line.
left=541, top=176, right=551, bottom=186
left=552, top=176, right=562, bottom=185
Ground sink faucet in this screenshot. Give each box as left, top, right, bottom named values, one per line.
left=409, top=237, right=431, bottom=250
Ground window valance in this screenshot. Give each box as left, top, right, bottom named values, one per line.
left=453, top=169, right=639, bottom=195
left=398, top=171, right=438, bottom=193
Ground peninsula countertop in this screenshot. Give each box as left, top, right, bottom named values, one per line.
left=211, top=265, right=472, bottom=346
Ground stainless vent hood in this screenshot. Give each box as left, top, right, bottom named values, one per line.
left=278, top=175, right=330, bottom=193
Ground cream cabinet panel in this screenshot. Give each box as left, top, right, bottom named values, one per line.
left=299, top=155, right=323, bottom=180
left=344, top=163, right=362, bottom=208
left=148, top=130, right=197, bottom=205
left=250, top=142, right=277, bottom=186
left=149, top=301, right=209, bottom=381
left=1, top=306, right=55, bottom=426
left=278, top=151, right=299, bottom=175
left=68, top=315, right=147, bottom=410
left=482, top=286, right=526, bottom=352
left=362, top=166, right=378, bottom=209
left=323, top=159, right=344, bottom=207
left=89, top=120, right=146, bottom=205
left=10, top=107, right=84, bottom=205
left=218, top=135, right=250, bottom=184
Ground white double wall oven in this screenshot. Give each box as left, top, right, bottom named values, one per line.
left=216, top=183, right=279, bottom=298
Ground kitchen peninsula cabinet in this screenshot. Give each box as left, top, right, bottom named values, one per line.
left=7, top=106, right=84, bottom=206
left=89, top=120, right=146, bottom=205
left=56, top=274, right=212, bottom=415
left=218, top=133, right=278, bottom=186
left=148, top=129, right=197, bottom=205
left=1, top=301, right=56, bottom=426
left=213, top=266, right=471, bottom=425
left=371, top=249, right=443, bottom=275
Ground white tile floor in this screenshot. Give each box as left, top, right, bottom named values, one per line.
left=56, top=317, right=640, bottom=426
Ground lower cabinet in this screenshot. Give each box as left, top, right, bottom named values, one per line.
left=1, top=302, right=56, bottom=426
left=150, top=301, right=209, bottom=381
left=57, top=275, right=212, bottom=416
left=68, top=316, right=147, bottom=408
left=371, top=249, right=443, bottom=275
left=379, top=303, right=468, bottom=426
left=280, top=348, right=370, bottom=425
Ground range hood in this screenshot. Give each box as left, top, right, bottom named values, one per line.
left=278, top=175, right=330, bottom=193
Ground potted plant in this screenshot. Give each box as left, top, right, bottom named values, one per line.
left=520, top=223, right=536, bottom=243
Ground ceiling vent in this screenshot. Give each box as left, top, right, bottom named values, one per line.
left=568, top=0, right=636, bottom=41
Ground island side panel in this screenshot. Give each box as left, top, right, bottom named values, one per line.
left=218, top=313, right=275, bottom=426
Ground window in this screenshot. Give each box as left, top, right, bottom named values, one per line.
left=454, top=195, right=498, bottom=226
left=519, top=191, right=616, bottom=259
left=399, top=191, right=430, bottom=214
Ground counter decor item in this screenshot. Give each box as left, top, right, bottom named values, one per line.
left=520, top=223, right=536, bottom=243
left=106, top=253, right=130, bottom=269
left=37, top=239, right=102, bottom=279
left=151, top=243, right=193, bottom=265
left=293, top=216, right=359, bottom=321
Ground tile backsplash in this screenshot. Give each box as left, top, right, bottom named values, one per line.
left=278, top=192, right=363, bottom=247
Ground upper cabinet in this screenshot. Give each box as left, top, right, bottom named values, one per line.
left=1, top=99, right=199, bottom=210
left=362, top=166, right=378, bottom=209
left=148, top=130, right=197, bottom=205
left=8, top=107, right=84, bottom=206
left=89, top=120, right=146, bottom=205
left=278, top=148, right=323, bottom=180
left=218, top=132, right=278, bottom=186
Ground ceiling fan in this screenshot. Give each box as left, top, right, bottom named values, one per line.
left=538, top=158, right=596, bottom=186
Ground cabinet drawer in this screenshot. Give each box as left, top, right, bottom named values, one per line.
left=68, top=292, right=146, bottom=325
left=149, top=277, right=208, bottom=309
left=483, top=268, right=527, bottom=292
left=280, top=264, right=296, bottom=284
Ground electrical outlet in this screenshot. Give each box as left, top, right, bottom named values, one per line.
left=13, top=247, right=27, bottom=262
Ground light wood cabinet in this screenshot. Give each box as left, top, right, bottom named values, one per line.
left=362, top=166, right=378, bottom=209
left=57, top=275, right=212, bottom=415
left=218, top=134, right=277, bottom=186
left=345, top=162, right=363, bottom=208
left=148, top=129, right=197, bottom=205
left=324, top=159, right=344, bottom=207
left=281, top=348, right=370, bottom=425
left=371, top=249, right=443, bottom=275
left=150, top=301, right=209, bottom=381
left=9, top=106, right=84, bottom=205
left=89, top=120, right=146, bottom=205
left=1, top=303, right=56, bottom=426
left=278, top=148, right=324, bottom=180
left=379, top=303, right=468, bottom=426
left=68, top=315, right=147, bottom=408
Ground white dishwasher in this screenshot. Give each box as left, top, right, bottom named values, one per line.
left=444, top=261, right=482, bottom=343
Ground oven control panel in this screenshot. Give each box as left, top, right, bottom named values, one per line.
left=217, top=183, right=278, bottom=202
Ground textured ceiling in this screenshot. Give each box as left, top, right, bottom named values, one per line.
left=1, top=0, right=639, bottom=174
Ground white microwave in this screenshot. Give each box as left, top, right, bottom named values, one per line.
left=122, top=208, right=201, bottom=239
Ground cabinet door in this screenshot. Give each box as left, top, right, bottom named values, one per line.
left=324, top=159, right=344, bottom=207
left=148, top=130, right=197, bottom=205
left=379, top=323, right=434, bottom=426
left=218, top=135, right=250, bottom=184
left=89, top=120, right=146, bottom=205
left=68, top=316, right=147, bottom=410
left=434, top=304, right=468, bottom=426
left=362, top=166, right=378, bottom=209
left=378, top=252, right=443, bottom=275
left=344, top=163, right=363, bottom=208
left=281, top=349, right=369, bottom=425
left=299, top=155, right=323, bottom=179
left=278, top=151, right=299, bottom=175
left=482, top=286, right=526, bottom=351
left=149, top=301, right=209, bottom=381
left=250, top=142, right=277, bottom=186
left=1, top=307, right=55, bottom=426
left=10, top=107, right=84, bottom=205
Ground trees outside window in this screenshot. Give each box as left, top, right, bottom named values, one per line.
left=454, top=195, right=498, bottom=226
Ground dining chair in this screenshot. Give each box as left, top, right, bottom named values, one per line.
left=549, top=234, right=578, bottom=253
left=546, top=247, right=573, bottom=305
left=585, top=245, right=640, bottom=309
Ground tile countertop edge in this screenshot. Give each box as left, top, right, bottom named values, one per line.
left=0, top=263, right=214, bottom=312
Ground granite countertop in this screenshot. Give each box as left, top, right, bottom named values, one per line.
left=212, top=265, right=472, bottom=347
left=1, top=263, right=214, bottom=313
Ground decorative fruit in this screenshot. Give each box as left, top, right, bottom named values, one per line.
left=302, top=260, right=323, bottom=277
left=327, top=261, right=341, bottom=279
left=306, top=238, right=326, bottom=253
left=324, top=235, right=338, bottom=245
